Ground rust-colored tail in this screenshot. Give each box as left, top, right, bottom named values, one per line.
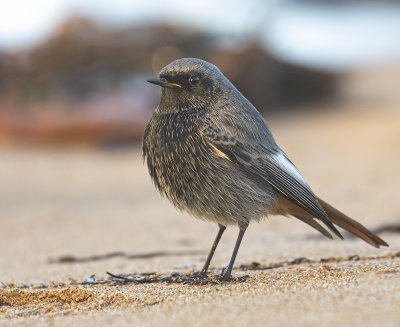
left=273, top=195, right=388, bottom=248
left=317, top=198, right=388, bottom=248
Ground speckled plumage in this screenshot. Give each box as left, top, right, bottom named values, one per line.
left=143, top=106, right=275, bottom=227
left=143, top=59, right=277, bottom=227
left=143, top=58, right=387, bottom=280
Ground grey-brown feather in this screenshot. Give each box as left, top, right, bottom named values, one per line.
left=143, top=58, right=384, bottom=247
left=143, top=58, right=333, bottom=229
left=143, top=108, right=275, bottom=226
left=206, top=137, right=343, bottom=238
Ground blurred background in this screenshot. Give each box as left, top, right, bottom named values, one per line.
left=0, top=0, right=399, bottom=146
left=0, top=0, right=399, bottom=282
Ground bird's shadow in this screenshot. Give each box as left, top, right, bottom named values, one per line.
left=48, top=250, right=205, bottom=264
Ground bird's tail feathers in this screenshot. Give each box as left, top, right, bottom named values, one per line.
left=317, top=197, right=388, bottom=248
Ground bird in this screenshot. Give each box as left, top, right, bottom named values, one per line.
left=143, top=58, right=388, bottom=281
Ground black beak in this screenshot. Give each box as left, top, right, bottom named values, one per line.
left=147, top=78, right=182, bottom=89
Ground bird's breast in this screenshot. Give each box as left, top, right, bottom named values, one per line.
left=142, top=108, right=274, bottom=224
left=143, top=110, right=211, bottom=206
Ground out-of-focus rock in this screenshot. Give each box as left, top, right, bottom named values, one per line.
left=0, top=17, right=340, bottom=146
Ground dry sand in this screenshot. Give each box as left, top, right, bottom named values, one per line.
left=0, top=105, right=399, bottom=326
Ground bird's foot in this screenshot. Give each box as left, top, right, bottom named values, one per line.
left=219, top=272, right=232, bottom=282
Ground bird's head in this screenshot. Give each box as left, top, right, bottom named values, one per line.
left=148, top=58, right=225, bottom=113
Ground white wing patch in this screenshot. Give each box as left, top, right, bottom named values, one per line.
left=272, top=152, right=308, bottom=186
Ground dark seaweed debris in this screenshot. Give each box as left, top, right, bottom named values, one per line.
left=103, top=271, right=249, bottom=285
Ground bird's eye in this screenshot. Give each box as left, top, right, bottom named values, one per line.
left=189, top=75, right=200, bottom=86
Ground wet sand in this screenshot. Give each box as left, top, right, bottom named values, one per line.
left=1, top=105, right=399, bottom=326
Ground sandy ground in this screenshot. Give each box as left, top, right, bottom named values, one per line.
left=0, top=105, right=400, bottom=326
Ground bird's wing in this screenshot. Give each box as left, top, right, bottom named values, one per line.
left=201, top=119, right=343, bottom=238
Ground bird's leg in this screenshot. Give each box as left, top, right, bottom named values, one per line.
left=200, top=224, right=226, bottom=275
left=220, top=219, right=249, bottom=282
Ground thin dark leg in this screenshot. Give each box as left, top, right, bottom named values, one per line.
left=200, top=224, right=226, bottom=275
left=220, top=221, right=248, bottom=282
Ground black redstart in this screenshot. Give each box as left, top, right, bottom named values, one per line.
left=143, top=58, right=388, bottom=281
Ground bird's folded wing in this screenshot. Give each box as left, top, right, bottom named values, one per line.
left=201, top=119, right=343, bottom=238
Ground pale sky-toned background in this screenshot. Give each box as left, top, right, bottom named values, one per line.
left=1, top=0, right=400, bottom=71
